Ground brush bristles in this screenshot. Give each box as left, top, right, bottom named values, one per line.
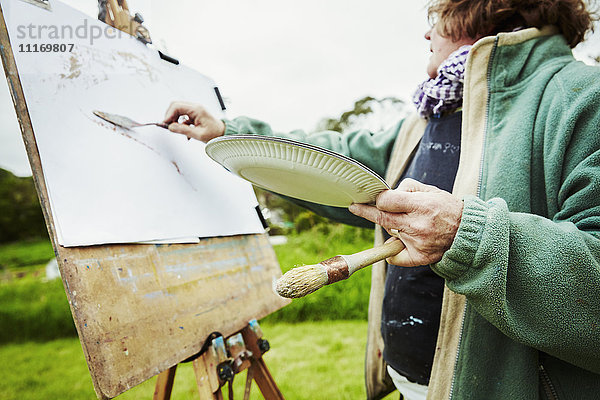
left=275, top=264, right=329, bottom=298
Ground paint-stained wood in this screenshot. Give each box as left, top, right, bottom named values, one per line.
left=66, top=235, right=286, bottom=399
left=153, top=366, right=177, bottom=400
left=0, top=5, right=289, bottom=399
left=192, top=350, right=221, bottom=398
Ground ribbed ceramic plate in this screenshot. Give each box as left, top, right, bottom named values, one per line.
left=205, top=135, right=389, bottom=207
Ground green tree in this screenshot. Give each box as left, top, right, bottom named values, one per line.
left=0, top=168, right=47, bottom=243
left=317, top=95, right=407, bottom=133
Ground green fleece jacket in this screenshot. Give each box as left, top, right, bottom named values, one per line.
left=223, top=28, right=600, bottom=399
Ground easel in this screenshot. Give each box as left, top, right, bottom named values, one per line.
left=154, top=320, right=284, bottom=400
left=90, top=13, right=283, bottom=398
left=0, top=1, right=289, bottom=398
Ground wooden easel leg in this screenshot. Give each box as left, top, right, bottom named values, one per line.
left=192, top=352, right=222, bottom=399
left=243, top=366, right=254, bottom=400
left=156, top=322, right=283, bottom=400
left=251, top=358, right=284, bottom=400
left=239, top=324, right=285, bottom=400
left=153, top=366, right=177, bottom=400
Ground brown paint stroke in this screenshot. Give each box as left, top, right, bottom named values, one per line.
left=84, top=112, right=196, bottom=190
left=59, top=55, right=82, bottom=80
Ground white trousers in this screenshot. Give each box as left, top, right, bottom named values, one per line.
left=387, top=366, right=429, bottom=400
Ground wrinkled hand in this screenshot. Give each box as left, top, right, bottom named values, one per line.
left=163, top=101, right=225, bottom=142
left=349, top=178, right=463, bottom=267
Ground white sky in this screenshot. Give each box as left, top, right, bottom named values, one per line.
left=1, top=0, right=598, bottom=176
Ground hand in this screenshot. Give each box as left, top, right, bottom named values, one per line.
left=163, top=101, right=225, bottom=142
left=348, top=178, right=463, bottom=267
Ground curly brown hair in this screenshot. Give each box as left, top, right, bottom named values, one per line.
left=427, top=0, right=598, bottom=47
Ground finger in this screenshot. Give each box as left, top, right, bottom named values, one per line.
left=386, top=227, right=402, bottom=238
left=383, top=237, right=405, bottom=257
left=348, top=203, right=399, bottom=229
left=168, top=123, right=199, bottom=138
left=386, top=249, right=414, bottom=267
left=376, top=190, right=417, bottom=213
left=348, top=203, right=376, bottom=219
left=384, top=236, right=397, bottom=244
left=384, top=238, right=419, bottom=267
left=163, top=102, right=186, bottom=124
left=383, top=236, right=405, bottom=248
left=397, top=178, right=438, bottom=193
left=163, top=101, right=195, bottom=124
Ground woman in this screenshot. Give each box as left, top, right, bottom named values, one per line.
left=164, top=1, right=600, bottom=398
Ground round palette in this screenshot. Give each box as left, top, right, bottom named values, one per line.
left=205, top=135, right=389, bottom=207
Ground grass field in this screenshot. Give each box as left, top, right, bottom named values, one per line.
left=0, top=239, right=54, bottom=279
left=0, top=321, right=400, bottom=400
left=266, top=224, right=374, bottom=323
left=0, top=225, right=395, bottom=399
left=0, top=226, right=376, bottom=343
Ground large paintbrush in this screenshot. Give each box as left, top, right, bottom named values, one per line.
left=276, top=239, right=405, bottom=298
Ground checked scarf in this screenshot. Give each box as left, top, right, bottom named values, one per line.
left=412, top=45, right=472, bottom=118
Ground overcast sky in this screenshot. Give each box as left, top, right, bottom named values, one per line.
left=1, top=0, right=598, bottom=176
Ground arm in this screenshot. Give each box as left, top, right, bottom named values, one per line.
left=223, top=116, right=401, bottom=179
left=349, top=68, right=600, bottom=373
left=163, top=102, right=403, bottom=226
left=351, top=150, right=600, bottom=374
left=435, top=192, right=600, bottom=373
left=432, top=68, right=600, bottom=373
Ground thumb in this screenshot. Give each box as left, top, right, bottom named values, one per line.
left=168, top=123, right=198, bottom=138
left=386, top=249, right=415, bottom=267
left=397, top=178, right=437, bottom=193
left=382, top=237, right=416, bottom=266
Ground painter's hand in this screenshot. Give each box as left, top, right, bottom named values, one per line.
left=349, top=178, right=463, bottom=267
left=163, top=101, right=225, bottom=142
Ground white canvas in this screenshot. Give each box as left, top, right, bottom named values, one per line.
left=3, top=0, right=264, bottom=246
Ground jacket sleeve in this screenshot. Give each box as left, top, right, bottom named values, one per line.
left=431, top=70, right=600, bottom=374
left=433, top=195, right=600, bottom=373
left=223, top=116, right=403, bottom=227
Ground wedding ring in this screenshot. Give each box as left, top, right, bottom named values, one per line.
left=390, top=228, right=401, bottom=238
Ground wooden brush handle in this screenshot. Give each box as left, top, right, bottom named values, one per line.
left=342, top=239, right=405, bottom=275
